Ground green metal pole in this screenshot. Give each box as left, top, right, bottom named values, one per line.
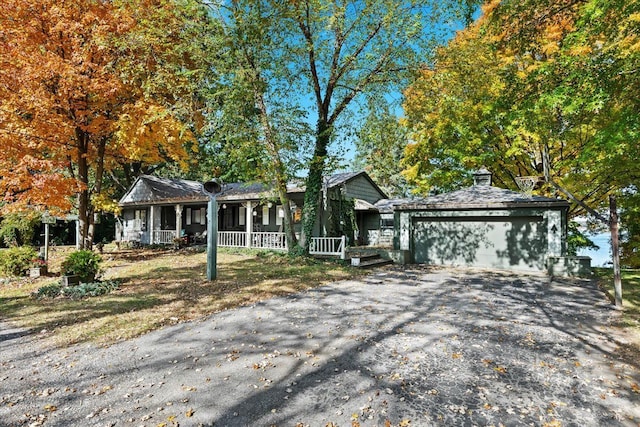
left=207, top=196, right=218, bottom=281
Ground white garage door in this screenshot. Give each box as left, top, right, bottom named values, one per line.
left=412, top=216, right=547, bottom=271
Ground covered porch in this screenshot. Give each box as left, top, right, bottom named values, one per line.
left=149, top=201, right=345, bottom=257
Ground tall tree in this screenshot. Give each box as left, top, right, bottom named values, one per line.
left=200, top=0, right=312, bottom=252
left=204, top=0, right=477, bottom=253
left=289, top=0, right=481, bottom=251
left=0, top=0, right=219, bottom=248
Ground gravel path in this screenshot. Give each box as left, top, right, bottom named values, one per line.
left=1, top=266, right=639, bottom=426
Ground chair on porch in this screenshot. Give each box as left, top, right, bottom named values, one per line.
left=193, top=230, right=206, bottom=244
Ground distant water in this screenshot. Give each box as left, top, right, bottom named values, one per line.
left=578, top=232, right=612, bottom=267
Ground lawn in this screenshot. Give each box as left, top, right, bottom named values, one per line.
left=593, top=267, right=640, bottom=347
left=0, top=246, right=366, bottom=348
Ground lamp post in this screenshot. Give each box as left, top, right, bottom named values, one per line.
left=202, top=179, right=222, bottom=281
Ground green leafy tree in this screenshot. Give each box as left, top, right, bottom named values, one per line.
left=354, top=103, right=410, bottom=197
left=0, top=211, right=41, bottom=247
left=211, top=0, right=479, bottom=253
left=402, top=0, right=640, bottom=217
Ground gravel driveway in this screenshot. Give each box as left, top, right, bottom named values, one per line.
left=1, top=266, right=639, bottom=426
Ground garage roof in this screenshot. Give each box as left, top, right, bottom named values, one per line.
left=396, top=184, right=569, bottom=210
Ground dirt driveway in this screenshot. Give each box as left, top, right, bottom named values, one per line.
left=1, top=267, right=639, bottom=426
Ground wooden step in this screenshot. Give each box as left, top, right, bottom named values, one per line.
left=349, top=253, right=379, bottom=266
left=355, top=258, right=394, bottom=269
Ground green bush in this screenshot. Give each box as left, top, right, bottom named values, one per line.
left=32, top=283, right=63, bottom=299
left=61, top=280, right=119, bottom=299
left=0, top=211, right=40, bottom=247
left=32, top=280, right=119, bottom=300
left=61, top=250, right=102, bottom=283
left=0, top=246, right=39, bottom=277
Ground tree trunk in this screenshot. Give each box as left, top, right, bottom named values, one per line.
left=75, top=127, right=93, bottom=250
left=299, top=119, right=330, bottom=253
left=253, top=85, right=299, bottom=253
left=610, top=195, right=623, bottom=307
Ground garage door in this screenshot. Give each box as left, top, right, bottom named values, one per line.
left=412, top=216, right=547, bottom=271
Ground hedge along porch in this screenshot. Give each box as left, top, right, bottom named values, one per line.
left=394, top=169, right=571, bottom=273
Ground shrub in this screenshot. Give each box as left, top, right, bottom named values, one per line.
left=0, top=246, right=39, bottom=277
left=0, top=211, right=40, bottom=247
left=61, top=280, right=119, bottom=299
left=61, top=250, right=102, bottom=283
left=32, top=280, right=119, bottom=300
left=32, top=283, right=63, bottom=299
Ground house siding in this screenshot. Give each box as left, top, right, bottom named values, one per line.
left=343, top=175, right=386, bottom=204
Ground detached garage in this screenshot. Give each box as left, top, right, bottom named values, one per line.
left=394, top=170, right=569, bottom=272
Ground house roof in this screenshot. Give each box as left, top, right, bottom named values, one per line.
left=285, top=171, right=388, bottom=198
left=217, top=182, right=273, bottom=201
left=374, top=198, right=418, bottom=214
left=119, top=171, right=386, bottom=207
left=396, top=185, right=569, bottom=211
left=119, top=175, right=209, bottom=206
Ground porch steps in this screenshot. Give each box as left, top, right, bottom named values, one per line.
left=349, top=252, right=393, bottom=269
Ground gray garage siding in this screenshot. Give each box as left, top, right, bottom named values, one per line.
left=412, top=216, right=548, bottom=271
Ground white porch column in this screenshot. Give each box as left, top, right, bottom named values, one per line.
left=245, top=201, right=253, bottom=248
left=75, top=219, right=80, bottom=249
left=175, top=204, right=183, bottom=238
left=149, top=206, right=156, bottom=244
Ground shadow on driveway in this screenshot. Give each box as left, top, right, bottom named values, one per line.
left=1, top=266, right=638, bottom=426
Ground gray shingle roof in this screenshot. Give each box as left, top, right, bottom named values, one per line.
left=396, top=185, right=569, bottom=210
left=119, top=171, right=391, bottom=207
left=119, top=175, right=209, bottom=206
left=374, top=198, right=418, bottom=213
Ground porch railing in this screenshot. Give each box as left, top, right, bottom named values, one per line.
left=150, top=228, right=346, bottom=259
left=153, top=230, right=177, bottom=245
left=309, top=235, right=347, bottom=260
left=252, top=232, right=287, bottom=250
left=218, top=231, right=247, bottom=248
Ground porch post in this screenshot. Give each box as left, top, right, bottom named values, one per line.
left=149, top=206, right=155, bottom=244
left=175, top=204, right=182, bottom=239
left=246, top=201, right=253, bottom=248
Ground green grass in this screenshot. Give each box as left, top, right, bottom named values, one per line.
left=0, top=246, right=365, bottom=348
left=593, top=267, right=640, bottom=347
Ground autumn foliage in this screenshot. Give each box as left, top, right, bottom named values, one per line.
left=402, top=0, right=640, bottom=218
left=0, top=0, right=213, bottom=247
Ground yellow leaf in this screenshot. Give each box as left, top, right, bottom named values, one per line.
left=630, top=383, right=640, bottom=393
left=186, top=408, right=194, bottom=417
left=399, top=419, right=411, bottom=426
left=44, top=404, right=57, bottom=412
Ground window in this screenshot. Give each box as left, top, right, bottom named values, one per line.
left=380, top=214, right=394, bottom=229
left=185, top=207, right=207, bottom=226
left=276, top=205, right=283, bottom=226
left=134, top=209, right=147, bottom=231
left=262, top=205, right=270, bottom=226
left=239, top=206, right=246, bottom=226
